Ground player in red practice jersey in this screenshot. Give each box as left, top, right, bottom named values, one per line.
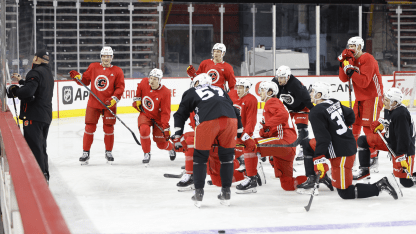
left=70, top=46, right=125, bottom=165
left=338, top=36, right=384, bottom=171
left=186, top=43, right=236, bottom=91
left=237, top=81, right=307, bottom=193
left=132, top=68, right=175, bottom=165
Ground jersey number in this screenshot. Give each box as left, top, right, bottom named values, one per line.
left=331, top=110, right=348, bottom=135
left=195, top=86, right=224, bottom=100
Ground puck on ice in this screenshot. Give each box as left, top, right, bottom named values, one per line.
left=218, top=230, right=225, bottom=233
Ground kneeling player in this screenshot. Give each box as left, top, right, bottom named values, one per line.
left=298, top=82, right=400, bottom=200
left=354, top=88, right=415, bottom=187
left=132, top=68, right=175, bottom=165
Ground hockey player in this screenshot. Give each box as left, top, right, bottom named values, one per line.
left=354, top=88, right=416, bottom=187
left=172, top=73, right=243, bottom=207
left=186, top=43, right=236, bottom=91
left=69, top=46, right=125, bottom=165
left=238, top=81, right=306, bottom=193
left=272, top=65, right=314, bottom=163
left=132, top=68, right=175, bottom=165
left=297, top=82, right=400, bottom=200
left=338, top=36, right=384, bottom=171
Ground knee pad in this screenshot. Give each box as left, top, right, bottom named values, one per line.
left=400, top=178, right=415, bottom=188
left=156, top=141, right=170, bottom=150
left=218, top=146, right=234, bottom=163
left=139, top=125, right=150, bottom=137
left=337, top=186, right=355, bottom=200
left=302, top=139, right=314, bottom=156
left=357, top=135, right=370, bottom=148
left=194, top=149, right=210, bottom=164
left=85, top=124, right=97, bottom=134
left=103, top=124, right=114, bottom=134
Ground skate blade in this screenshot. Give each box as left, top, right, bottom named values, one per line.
left=296, top=188, right=319, bottom=196
left=106, top=161, right=114, bottom=165
left=235, top=188, right=257, bottom=194
left=194, top=201, right=201, bottom=208
left=371, top=168, right=379, bottom=173
left=220, top=200, right=230, bottom=206
left=80, top=161, right=89, bottom=166
left=178, top=185, right=195, bottom=192
left=144, top=163, right=150, bottom=167
left=389, top=173, right=403, bottom=198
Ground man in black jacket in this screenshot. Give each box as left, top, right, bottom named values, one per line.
left=7, top=50, right=54, bottom=183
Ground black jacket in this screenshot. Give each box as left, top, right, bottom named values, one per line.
left=384, top=105, right=415, bottom=156
left=273, top=75, right=314, bottom=112
left=16, top=63, right=54, bottom=124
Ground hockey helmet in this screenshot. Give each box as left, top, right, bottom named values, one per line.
left=311, top=82, right=331, bottom=101
left=384, top=87, right=403, bottom=109
left=275, top=65, right=292, bottom=84
left=236, top=78, right=252, bottom=89
left=347, top=36, right=364, bottom=54
left=192, top=73, right=212, bottom=87
left=101, top=46, right=114, bottom=58
left=212, top=43, right=226, bottom=58
left=149, top=68, right=163, bottom=82
left=258, top=81, right=278, bottom=97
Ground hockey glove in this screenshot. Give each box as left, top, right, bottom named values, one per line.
left=396, top=154, right=410, bottom=172
left=337, top=49, right=355, bottom=63
left=132, top=97, right=142, bottom=112
left=105, top=96, right=119, bottom=108
left=241, top=133, right=257, bottom=152
left=69, top=70, right=82, bottom=80
left=187, top=65, right=197, bottom=79
left=163, top=127, right=171, bottom=141
left=371, top=120, right=385, bottom=134
left=314, top=155, right=329, bottom=179
left=6, top=85, right=19, bottom=98
left=343, top=60, right=355, bottom=77
left=172, top=135, right=188, bottom=152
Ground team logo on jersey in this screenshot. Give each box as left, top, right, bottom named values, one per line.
left=142, top=96, right=154, bottom=111
left=94, top=75, right=109, bottom=91
left=62, top=86, right=73, bottom=105
left=280, top=94, right=294, bottom=105
left=207, top=69, right=220, bottom=84
left=233, top=104, right=242, bottom=114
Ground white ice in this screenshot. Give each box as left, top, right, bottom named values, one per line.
left=47, top=111, right=416, bottom=234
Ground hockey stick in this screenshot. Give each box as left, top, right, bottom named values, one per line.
left=348, top=78, right=352, bottom=108
left=164, top=173, right=184, bottom=178
left=234, top=136, right=302, bottom=148
left=377, top=130, right=416, bottom=184
left=12, top=97, right=20, bottom=129
left=74, top=78, right=141, bottom=145
left=304, top=171, right=321, bottom=212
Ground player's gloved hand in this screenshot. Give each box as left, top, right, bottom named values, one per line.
left=343, top=60, right=355, bottom=77
left=105, top=96, right=119, bottom=108
left=337, top=49, right=355, bottom=62
left=371, top=120, right=385, bottom=134
left=241, top=133, right=256, bottom=152
left=132, top=97, right=142, bottom=112
left=69, top=70, right=81, bottom=80
left=313, top=155, right=329, bottom=179
left=259, top=127, right=272, bottom=138
left=172, top=135, right=188, bottom=152
left=163, top=126, right=171, bottom=141
left=396, top=154, right=410, bottom=172
left=187, top=65, right=197, bottom=79
left=6, top=85, right=19, bottom=98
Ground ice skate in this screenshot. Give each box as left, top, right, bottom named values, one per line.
left=143, top=152, right=151, bottom=166
left=207, top=180, right=213, bottom=186
left=296, top=175, right=320, bottom=195
left=191, top=188, right=204, bottom=208
left=236, top=176, right=257, bottom=194
left=177, top=174, right=194, bottom=192
left=257, top=152, right=266, bottom=162
left=319, top=174, right=334, bottom=191
left=105, top=151, right=114, bottom=165
left=375, top=176, right=399, bottom=200
left=295, top=147, right=304, bottom=165
left=79, top=151, right=90, bottom=165
left=256, top=161, right=266, bottom=186
left=169, top=149, right=176, bottom=161
left=353, top=166, right=371, bottom=182
left=218, top=187, right=231, bottom=206
left=370, top=156, right=379, bottom=173
left=236, top=156, right=246, bottom=172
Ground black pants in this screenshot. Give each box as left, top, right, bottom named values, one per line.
left=23, top=120, right=50, bottom=179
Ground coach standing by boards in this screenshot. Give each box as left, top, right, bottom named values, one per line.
left=7, top=50, right=54, bottom=183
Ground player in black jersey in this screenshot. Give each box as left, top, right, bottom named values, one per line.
left=272, top=65, right=314, bottom=163
left=173, top=73, right=243, bottom=208
left=297, top=82, right=400, bottom=200
left=354, top=88, right=415, bottom=188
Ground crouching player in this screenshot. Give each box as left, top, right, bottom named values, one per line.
left=297, top=82, right=400, bottom=200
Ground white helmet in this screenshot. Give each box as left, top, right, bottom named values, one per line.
left=275, top=65, right=292, bottom=83
left=347, top=36, right=364, bottom=53
left=101, top=46, right=114, bottom=58
left=384, top=87, right=403, bottom=109
left=311, top=82, right=331, bottom=101
left=258, top=81, right=278, bottom=97
left=149, top=68, right=163, bottom=81
left=236, top=78, right=252, bottom=89
left=192, top=73, right=212, bottom=88
left=212, top=43, right=226, bottom=58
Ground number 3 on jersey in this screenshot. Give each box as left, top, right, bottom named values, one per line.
left=331, top=109, right=348, bottom=135
left=195, top=86, right=224, bottom=100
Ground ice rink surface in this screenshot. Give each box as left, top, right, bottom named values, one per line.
left=46, top=112, right=416, bottom=234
